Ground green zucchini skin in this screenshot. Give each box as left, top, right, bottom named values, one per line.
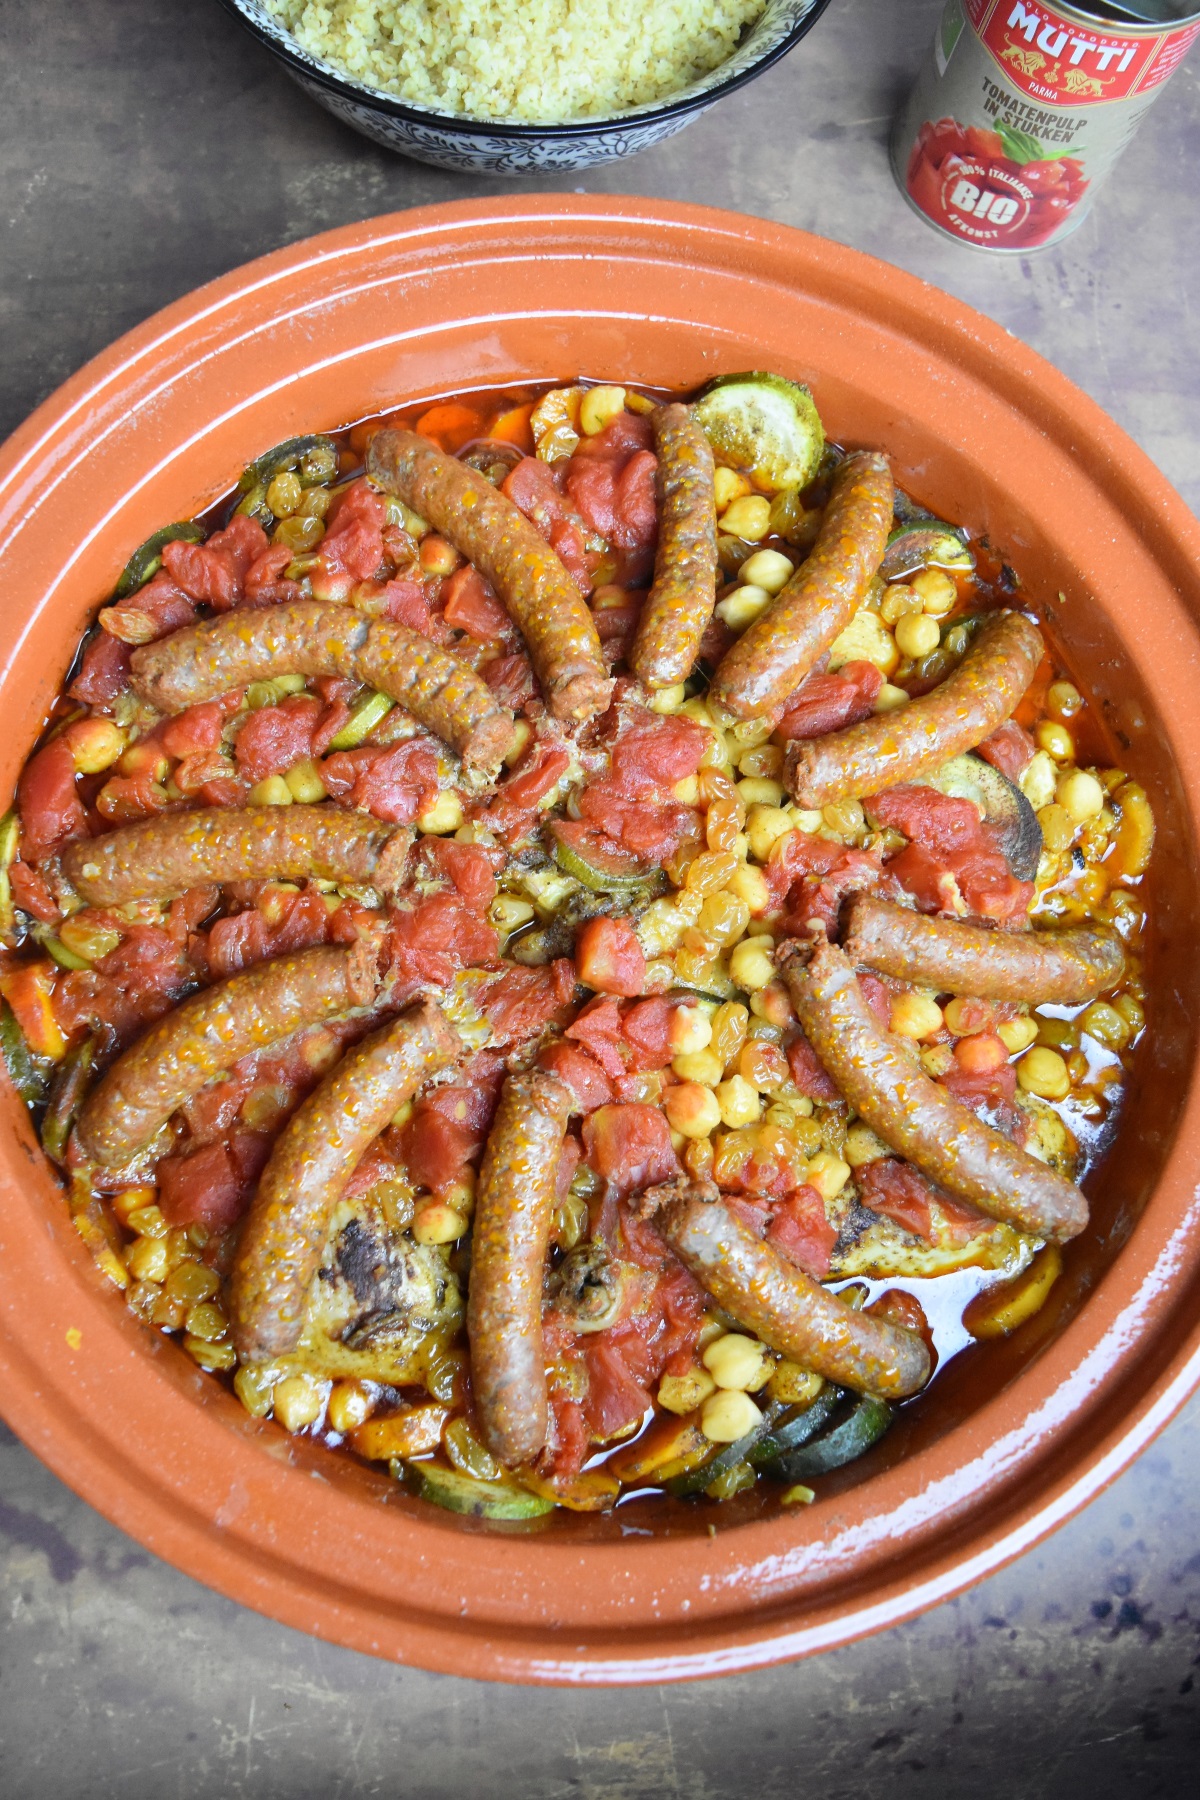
left=747, top=1386, right=842, bottom=1467
left=880, top=522, right=975, bottom=583
left=0, top=999, right=48, bottom=1107
left=114, top=523, right=206, bottom=599
left=405, top=1462, right=555, bottom=1519
left=769, top=1396, right=893, bottom=1481
left=694, top=372, right=825, bottom=496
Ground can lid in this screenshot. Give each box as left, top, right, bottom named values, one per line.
left=1070, top=1, right=1199, bottom=22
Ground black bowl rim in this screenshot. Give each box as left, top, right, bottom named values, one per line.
left=216, top=0, right=837, bottom=141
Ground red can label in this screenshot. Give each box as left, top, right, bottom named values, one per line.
left=893, top=1, right=1200, bottom=252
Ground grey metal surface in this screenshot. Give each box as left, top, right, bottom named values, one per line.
left=1, top=0, right=1197, bottom=1792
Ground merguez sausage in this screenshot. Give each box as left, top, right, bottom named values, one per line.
left=130, top=600, right=514, bottom=770
left=63, top=805, right=412, bottom=906
left=630, top=403, right=718, bottom=690
left=74, top=943, right=378, bottom=1169
left=780, top=939, right=1089, bottom=1243
left=367, top=429, right=612, bottom=724
left=708, top=451, right=894, bottom=724
left=467, top=1067, right=574, bottom=1467
left=230, top=999, right=460, bottom=1358
left=637, top=1175, right=929, bottom=1399
left=786, top=610, right=1043, bottom=807
left=843, top=894, right=1125, bottom=1004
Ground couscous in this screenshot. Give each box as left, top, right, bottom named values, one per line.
left=262, top=0, right=767, bottom=122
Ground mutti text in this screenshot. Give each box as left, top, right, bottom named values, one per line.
left=1006, top=3, right=1137, bottom=74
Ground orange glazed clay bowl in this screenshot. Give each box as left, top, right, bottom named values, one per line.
left=1, top=198, right=1199, bottom=1685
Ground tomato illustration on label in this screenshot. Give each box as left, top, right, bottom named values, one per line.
left=906, top=117, right=1089, bottom=247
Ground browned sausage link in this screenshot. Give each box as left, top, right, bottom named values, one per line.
left=786, top=610, right=1044, bottom=807
left=640, top=1176, right=929, bottom=1399
left=708, top=451, right=894, bottom=724
left=629, top=403, right=718, bottom=690
left=63, top=805, right=411, bottom=907
left=467, top=1068, right=574, bottom=1467
left=367, top=429, right=612, bottom=724
left=780, top=940, right=1088, bottom=1242
left=74, top=944, right=378, bottom=1169
left=230, top=999, right=461, bottom=1359
left=130, top=600, right=513, bottom=770
left=843, top=894, right=1125, bottom=1005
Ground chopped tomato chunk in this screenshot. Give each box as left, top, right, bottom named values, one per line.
left=18, top=737, right=87, bottom=863
left=576, top=916, right=645, bottom=997
left=766, top=1184, right=836, bottom=1278
left=583, top=1103, right=679, bottom=1198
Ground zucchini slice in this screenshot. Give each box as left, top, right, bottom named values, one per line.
left=114, top=522, right=206, bottom=599
left=694, top=372, right=825, bottom=496
left=880, top=522, right=975, bottom=583
left=550, top=820, right=654, bottom=893
left=408, top=1463, right=555, bottom=1520
left=771, top=1395, right=893, bottom=1481
left=923, top=752, right=1043, bottom=882
left=238, top=434, right=338, bottom=494
left=666, top=1403, right=783, bottom=1498
left=0, top=998, right=48, bottom=1107
left=41, top=1031, right=101, bottom=1165
left=747, top=1386, right=842, bottom=1467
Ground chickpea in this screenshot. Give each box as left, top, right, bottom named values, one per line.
left=714, top=1074, right=762, bottom=1129
left=843, top=1122, right=890, bottom=1168
left=890, top=991, right=944, bottom=1040
left=664, top=1082, right=722, bottom=1139
left=248, top=774, right=293, bottom=807
left=806, top=1151, right=851, bottom=1201
left=412, top=1199, right=468, bottom=1245
left=713, top=467, right=752, bottom=511
left=749, top=980, right=795, bottom=1027
left=648, top=683, right=687, bottom=715
left=745, top=804, right=794, bottom=863
left=65, top=717, right=125, bottom=774
left=1047, top=680, right=1083, bottom=721
left=737, top=776, right=786, bottom=810
left=725, top=863, right=771, bottom=915
left=658, top=1368, right=717, bottom=1414
left=702, top=1333, right=771, bottom=1392
left=419, top=534, right=462, bottom=577
left=873, top=683, right=910, bottom=713
left=672, top=1048, right=724, bottom=1086
left=718, top=496, right=772, bottom=541
left=997, top=1016, right=1039, bottom=1054
left=954, top=1033, right=1007, bottom=1074
left=272, top=1374, right=326, bottom=1434
left=284, top=758, right=328, bottom=804
left=1056, top=768, right=1105, bottom=824
left=738, top=549, right=794, bottom=594
left=701, top=1388, right=762, bottom=1443
left=880, top=583, right=923, bottom=626
left=1018, top=1046, right=1071, bottom=1101
left=669, top=1004, right=714, bottom=1056
left=1035, top=719, right=1075, bottom=761
left=894, top=613, right=941, bottom=660
left=909, top=567, right=958, bottom=615
left=579, top=385, right=626, bottom=436
left=328, top=1381, right=375, bottom=1435
left=715, top=585, right=772, bottom=633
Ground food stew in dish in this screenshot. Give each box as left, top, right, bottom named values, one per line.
left=0, top=373, right=1154, bottom=1519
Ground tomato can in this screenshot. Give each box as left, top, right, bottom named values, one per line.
left=892, top=1, right=1200, bottom=251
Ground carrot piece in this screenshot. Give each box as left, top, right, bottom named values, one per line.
left=486, top=402, right=537, bottom=453
left=0, top=961, right=66, bottom=1061
left=415, top=402, right=486, bottom=454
